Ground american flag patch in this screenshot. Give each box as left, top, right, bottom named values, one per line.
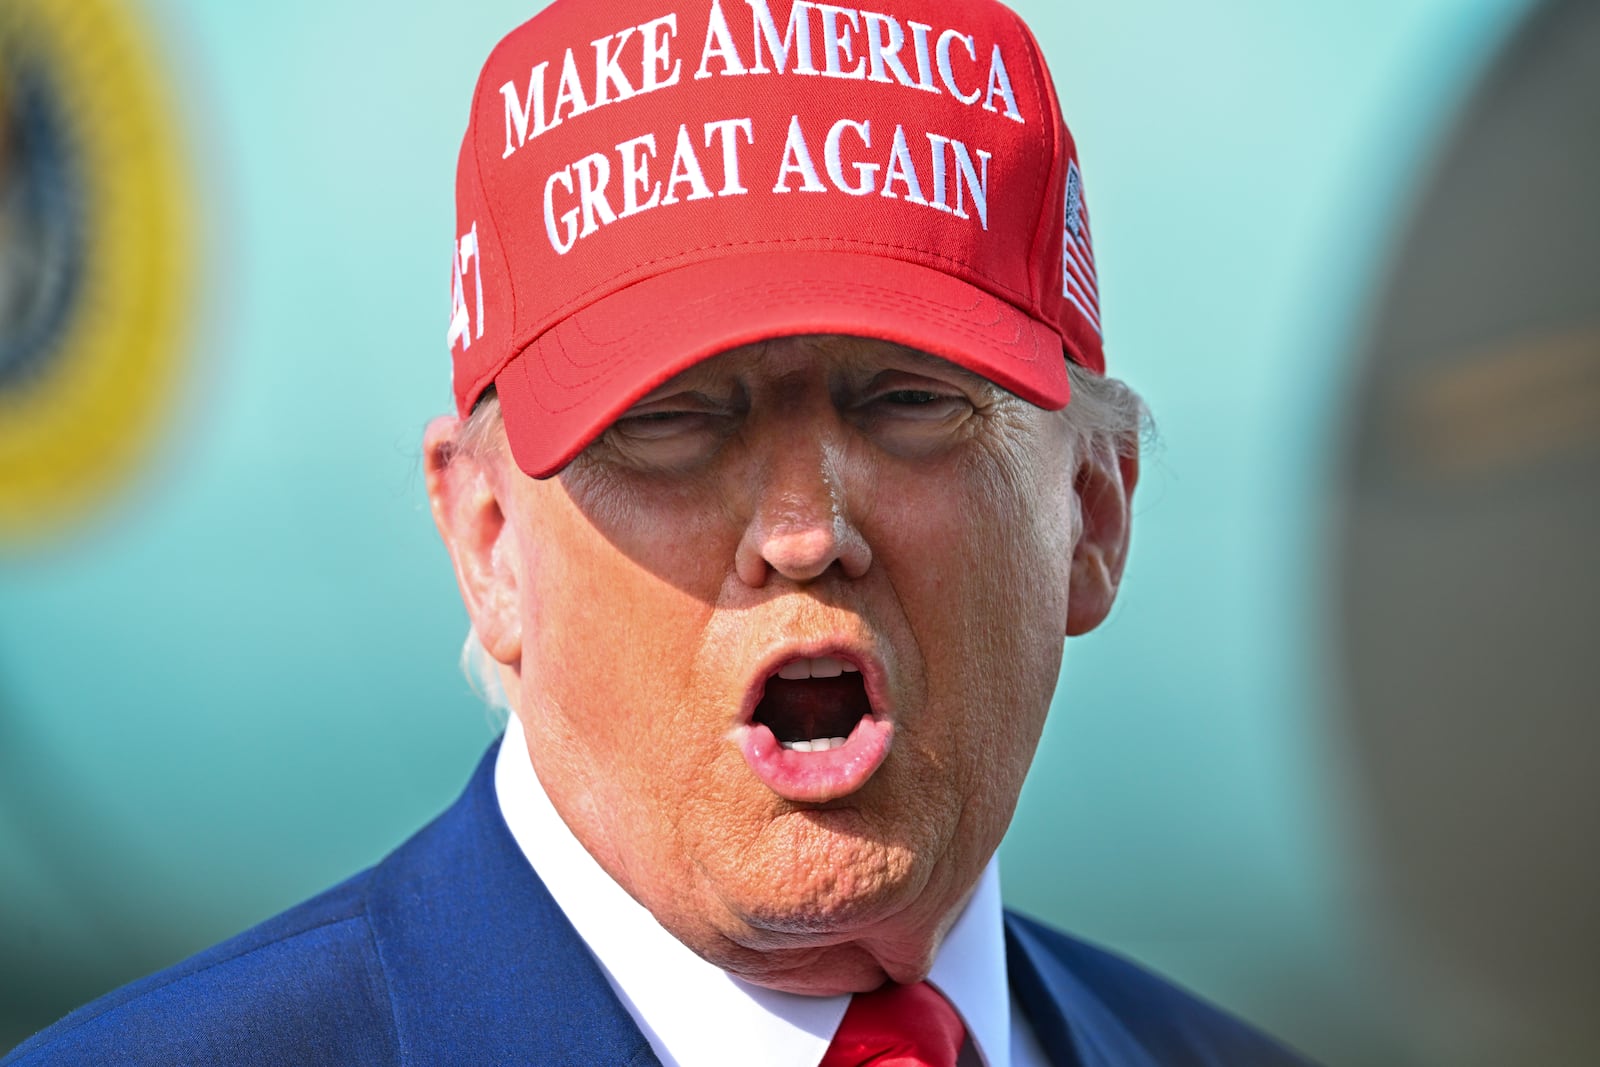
left=1062, top=161, right=1101, bottom=336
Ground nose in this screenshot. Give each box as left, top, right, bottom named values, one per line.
left=734, top=425, right=872, bottom=588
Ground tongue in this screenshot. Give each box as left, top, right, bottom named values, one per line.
left=755, top=675, right=870, bottom=743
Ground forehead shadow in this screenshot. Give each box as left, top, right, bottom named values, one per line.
left=640, top=333, right=1001, bottom=399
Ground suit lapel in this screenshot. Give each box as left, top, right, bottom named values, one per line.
left=1005, top=912, right=1160, bottom=1067
left=365, top=740, right=662, bottom=1066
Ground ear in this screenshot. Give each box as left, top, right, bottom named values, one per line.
left=1065, top=436, right=1139, bottom=636
left=423, top=416, right=522, bottom=666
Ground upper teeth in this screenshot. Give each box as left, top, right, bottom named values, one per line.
left=776, top=656, right=859, bottom=680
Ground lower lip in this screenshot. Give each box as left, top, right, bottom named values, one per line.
left=737, top=715, right=894, bottom=803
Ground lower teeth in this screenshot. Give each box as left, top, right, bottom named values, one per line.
left=780, top=737, right=850, bottom=753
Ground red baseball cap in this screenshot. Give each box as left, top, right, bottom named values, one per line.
left=448, top=0, right=1103, bottom=478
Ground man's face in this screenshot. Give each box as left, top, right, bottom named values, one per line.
left=461, top=335, right=1100, bottom=993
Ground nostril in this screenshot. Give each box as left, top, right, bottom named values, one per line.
left=735, top=509, right=872, bottom=586
left=734, top=457, right=873, bottom=586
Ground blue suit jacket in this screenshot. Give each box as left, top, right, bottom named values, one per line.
left=5, top=741, right=1311, bottom=1065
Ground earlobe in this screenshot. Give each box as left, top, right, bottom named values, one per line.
left=1065, top=438, right=1139, bottom=637
left=423, top=416, right=522, bottom=666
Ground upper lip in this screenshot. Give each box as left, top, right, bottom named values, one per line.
left=738, top=638, right=892, bottom=729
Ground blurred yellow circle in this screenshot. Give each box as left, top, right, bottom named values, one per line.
left=0, top=0, right=190, bottom=544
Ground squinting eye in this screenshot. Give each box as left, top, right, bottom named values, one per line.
left=602, top=404, right=739, bottom=471
left=880, top=390, right=943, bottom=405
left=611, top=410, right=708, bottom=441
left=853, top=383, right=974, bottom=456
left=868, top=389, right=968, bottom=418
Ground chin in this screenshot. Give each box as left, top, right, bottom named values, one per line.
left=727, top=817, right=929, bottom=930
left=706, top=928, right=925, bottom=997
left=751, top=957, right=902, bottom=997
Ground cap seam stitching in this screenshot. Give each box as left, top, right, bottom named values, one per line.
left=583, top=235, right=1024, bottom=311
left=464, top=41, right=519, bottom=411
left=1010, top=6, right=1057, bottom=320
left=521, top=280, right=1049, bottom=414
left=484, top=238, right=1032, bottom=390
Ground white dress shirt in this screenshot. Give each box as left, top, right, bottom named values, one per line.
left=495, top=715, right=1049, bottom=1067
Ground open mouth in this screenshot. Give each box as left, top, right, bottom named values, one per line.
left=754, top=656, right=869, bottom=752
left=738, top=652, right=894, bottom=803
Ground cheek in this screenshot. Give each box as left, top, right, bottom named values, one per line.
left=870, top=432, right=1073, bottom=792
left=519, top=467, right=735, bottom=661
left=509, top=482, right=726, bottom=768
left=875, top=430, right=1075, bottom=642
left=567, top=466, right=737, bottom=587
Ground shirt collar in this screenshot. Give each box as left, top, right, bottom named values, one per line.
left=494, top=715, right=1015, bottom=1067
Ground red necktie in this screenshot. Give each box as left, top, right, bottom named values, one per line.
left=819, top=981, right=967, bottom=1067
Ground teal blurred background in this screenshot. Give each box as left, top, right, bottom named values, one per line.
left=4, top=0, right=1590, bottom=1063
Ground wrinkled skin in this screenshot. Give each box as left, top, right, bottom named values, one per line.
left=425, top=334, right=1136, bottom=995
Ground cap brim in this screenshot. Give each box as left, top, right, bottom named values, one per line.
left=494, top=250, right=1070, bottom=478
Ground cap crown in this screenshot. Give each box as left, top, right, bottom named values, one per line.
left=448, top=0, right=1101, bottom=418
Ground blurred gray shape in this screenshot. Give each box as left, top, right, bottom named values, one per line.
left=1337, top=0, right=1600, bottom=1063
